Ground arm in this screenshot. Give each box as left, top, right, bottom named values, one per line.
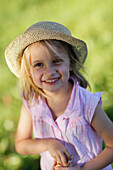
left=15, top=104, right=70, bottom=166
left=82, top=104, right=113, bottom=170
left=54, top=104, right=113, bottom=170
left=15, top=103, right=50, bottom=155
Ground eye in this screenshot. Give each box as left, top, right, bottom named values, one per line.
left=53, top=58, right=63, bottom=64
left=34, top=62, right=43, bottom=67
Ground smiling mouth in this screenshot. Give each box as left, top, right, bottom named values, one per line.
left=43, top=77, right=60, bottom=84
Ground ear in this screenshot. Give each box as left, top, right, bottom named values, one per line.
left=69, top=65, right=72, bottom=71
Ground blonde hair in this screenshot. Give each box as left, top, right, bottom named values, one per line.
left=19, top=40, right=90, bottom=102
left=19, top=45, right=45, bottom=103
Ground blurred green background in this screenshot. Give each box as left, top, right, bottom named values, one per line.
left=0, top=0, right=113, bottom=169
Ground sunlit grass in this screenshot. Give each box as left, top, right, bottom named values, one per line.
left=0, top=0, right=113, bottom=169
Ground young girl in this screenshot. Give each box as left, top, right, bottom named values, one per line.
left=5, top=21, right=113, bottom=170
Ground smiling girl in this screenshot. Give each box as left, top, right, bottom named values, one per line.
left=5, top=21, right=113, bottom=170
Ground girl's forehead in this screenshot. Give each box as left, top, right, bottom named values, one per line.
left=29, top=42, right=43, bottom=52
left=29, top=41, right=70, bottom=61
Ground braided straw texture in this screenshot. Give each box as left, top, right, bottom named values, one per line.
left=5, top=21, right=87, bottom=78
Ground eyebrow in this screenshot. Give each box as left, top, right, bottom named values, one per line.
left=31, top=59, right=43, bottom=66
left=31, top=53, right=66, bottom=65
left=52, top=54, right=65, bottom=60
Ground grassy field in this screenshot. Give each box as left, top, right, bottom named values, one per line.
left=0, top=0, right=113, bottom=169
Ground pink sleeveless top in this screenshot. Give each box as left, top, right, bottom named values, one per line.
left=21, top=79, right=112, bottom=170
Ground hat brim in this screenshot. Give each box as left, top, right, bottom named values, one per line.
left=5, top=30, right=87, bottom=78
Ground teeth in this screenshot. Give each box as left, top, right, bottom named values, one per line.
left=45, top=78, right=58, bottom=83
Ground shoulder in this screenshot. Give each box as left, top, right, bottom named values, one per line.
left=20, top=92, right=45, bottom=115
left=91, top=104, right=113, bottom=147
left=78, top=85, right=103, bottom=106
left=76, top=84, right=103, bottom=124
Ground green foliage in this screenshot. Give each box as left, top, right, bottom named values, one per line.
left=0, top=0, right=113, bottom=169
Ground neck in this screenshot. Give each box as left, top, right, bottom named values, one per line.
left=45, top=80, right=73, bottom=120
left=47, top=80, right=72, bottom=100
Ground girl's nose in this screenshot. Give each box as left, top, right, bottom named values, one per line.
left=45, top=65, right=56, bottom=76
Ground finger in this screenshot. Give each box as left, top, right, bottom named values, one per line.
left=55, top=167, right=68, bottom=170
left=56, top=155, right=62, bottom=166
left=55, top=167, right=62, bottom=170
left=53, top=160, right=57, bottom=166
left=55, top=165, right=64, bottom=170
left=52, top=160, right=57, bottom=170
left=65, top=150, right=71, bottom=160
left=60, top=152, right=68, bottom=166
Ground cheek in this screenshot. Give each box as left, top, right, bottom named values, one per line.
left=60, top=64, right=70, bottom=75
left=32, top=70, right=42, bottom=85
left=59, top=66, right=70, bottom=82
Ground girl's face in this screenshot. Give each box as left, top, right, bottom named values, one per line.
left=29, top=42, right=71, bottom=95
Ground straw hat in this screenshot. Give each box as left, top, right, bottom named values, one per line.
left=5, top=21, right=87, bottom=78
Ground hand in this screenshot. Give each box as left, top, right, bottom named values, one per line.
left=48, top=139, right=71, bottom=166
left=54, top=166, right=82, bottom=170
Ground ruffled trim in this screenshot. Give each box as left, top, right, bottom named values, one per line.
left=85, top=92, right=103, bottom=124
